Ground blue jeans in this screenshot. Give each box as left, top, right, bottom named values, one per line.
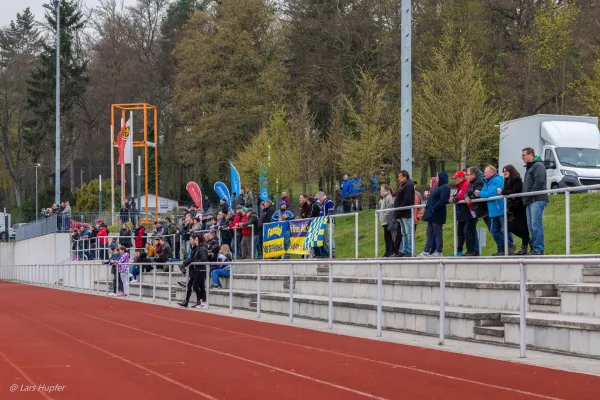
left=253, top=235, right=261, bottom=259
left=488, top=216, right=514, bottom=252
left=399, top=218, right=412, bottom=255
left=526, top=201, right=546, bottom=253
left=212, top=269, right=230, bottom=286
left=129, top=265, right=139, bottom=280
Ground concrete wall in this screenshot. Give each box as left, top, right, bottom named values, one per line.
left=0, top=233, right=70, bottom=266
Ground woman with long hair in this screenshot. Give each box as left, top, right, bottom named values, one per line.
left=500, top=165, right=530, bottom=255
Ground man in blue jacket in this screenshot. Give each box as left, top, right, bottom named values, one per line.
left=476, top=165, right=515, bottom=255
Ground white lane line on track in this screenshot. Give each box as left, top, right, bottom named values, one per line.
left=0, top=306, right=219, bottom=400
left=0, top=351, right=55, bottom=400
left=131, top=310, right=565, bottom=400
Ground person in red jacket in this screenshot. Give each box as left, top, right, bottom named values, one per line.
left=229, top=206, right=244, bottom=258
left=450, top=171, right=478, bottom=256
left=134, top=222, right=145, bottom=249
left=96, top=223, right=109, bottom=260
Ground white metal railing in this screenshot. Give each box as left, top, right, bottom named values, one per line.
left=374, top=183, right=600, bottom=257
left=5, top=257, right=599, bottom=358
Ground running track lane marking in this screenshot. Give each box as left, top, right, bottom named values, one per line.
left=0, top=351, right=55, bottom=400
left=133, top=310, right=566, bottom=400
left=47, top=304, right=389, bottom=400
left=0, top=306, right=218, bottom=400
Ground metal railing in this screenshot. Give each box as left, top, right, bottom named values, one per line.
left=5, top=257, right=600, bottom=358
left=15, top=215, right=62, bottom=241
left=374, top=183, right=600, bottom=257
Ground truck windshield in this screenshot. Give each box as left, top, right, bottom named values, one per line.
left=555, top=147, right=600, bottom=168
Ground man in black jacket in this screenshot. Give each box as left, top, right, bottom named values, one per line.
left=394, top=171, right=415, bottom=257
left=522, top=148, right=548, bottom=255
left=178, top=233, right=208, bottom=309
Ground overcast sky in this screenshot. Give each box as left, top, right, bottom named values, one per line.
left=0, top=0, right=137, bottom=28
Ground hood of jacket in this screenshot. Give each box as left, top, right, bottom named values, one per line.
left=437, top=171, right=449, bottom=186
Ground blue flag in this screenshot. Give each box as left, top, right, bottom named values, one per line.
left=230, top=163, right=241, bottom=197
left=258, top=163, right=269, bottom=201
left=214, top=181, right=231, bottom=208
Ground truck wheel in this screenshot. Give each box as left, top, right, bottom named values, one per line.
left=0, top=232, right=6, bottom=241
left=550, top=183, right=559, bottom=195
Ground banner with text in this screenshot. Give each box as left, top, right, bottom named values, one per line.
left=287, top=219, right=312, bottom=255
left=262, top=221, right=289, bottom=259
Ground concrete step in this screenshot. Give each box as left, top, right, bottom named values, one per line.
left=583, top=266, right=600, bottom=283
left=528, top=297, right=561, bottom=313
left=559, top=284, right=600, bottom=317
left=473, top=326, right=505, bottom=344
left=501, top=313, right=600, bottom=357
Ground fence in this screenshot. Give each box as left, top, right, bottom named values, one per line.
left=69, top=234, right=177, bottom=261
left=15, top=215, right=61, bottom=241
left=374, top=183, right=600, bottom=258
left=5, top=257, right=599, bottom=358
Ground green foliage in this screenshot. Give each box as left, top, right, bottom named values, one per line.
left=534, top=0, right=579, bottom=71
left=414, top=32, right=503, bottom=169
left=74, top=179, right=119, bottom=213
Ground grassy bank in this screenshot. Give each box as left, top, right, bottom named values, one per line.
left=333, top=192, right=600, bottom=258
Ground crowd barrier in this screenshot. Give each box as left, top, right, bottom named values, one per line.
left=5, top=257, right=600, bottom=358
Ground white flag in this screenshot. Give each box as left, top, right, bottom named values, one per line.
left=123, top=118, right=133, bottom=165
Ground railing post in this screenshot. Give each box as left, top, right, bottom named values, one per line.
left=503, top=197, right=509, bottom=256
left=205, top=263, right=210, bottom=310
left=106, top=264, right=109, bottom=295
left=256, top=262, right=261, bottom=318
left=139, top=262, right=143, bottom=301
left=520, top=262, right=527, bottom=358
left=234, top=228, right=238, bottom=260
left=453, top=203, right=457, bottom=256
left=411, top=211, right=416, bottom=257
left=251, top=224, right=255, bottom=260
left=168, top=264, right=172, bottom=305
left=374, top=211, right=379, bottom=258
left=565, top=190, right=571, bottom=255
left=75, top=264, right=78, bottom=290
left=153, top=263, right=157, bottom=303
left=289, top=263, right=294, bottom=323
left=89, top=264, right=92, bottom=293
left=355, top=212, right=359, bottom=259
left=376, top=262, right=382, bottom=337
left=229, top=261, right=233, bottom=314
left=439, top=261, right=445, bottom=346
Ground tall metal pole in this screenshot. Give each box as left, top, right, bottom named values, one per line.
left=130, top=111, right=134, bottom=202
left=99, top=174, right=103, bottom=219
left=35, top=165, right=39, bottom=222
left=137, top=156, right=141, bottom=220
left=54, top=0, right=61, bottom=205
left=400, top=0, right=413, bottom=177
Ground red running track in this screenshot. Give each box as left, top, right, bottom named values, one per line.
left=0, top=282, right=598, bottom=400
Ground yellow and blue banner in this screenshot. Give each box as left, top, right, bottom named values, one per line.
left=262, top=221, right=289, bottom=259
left=287, top=219, right=312, bottom=255
left=306, top=217, right=328, bottom=248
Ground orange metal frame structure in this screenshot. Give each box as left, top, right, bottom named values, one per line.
left=110, top=103, right=159, bottom=224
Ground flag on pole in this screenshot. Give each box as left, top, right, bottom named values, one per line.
left=117, top=119, right=132, bottom=165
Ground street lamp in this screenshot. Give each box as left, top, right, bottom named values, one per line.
left=43, top=0, right=61, bottom=206
left=34, top=163, right=41, bottom=222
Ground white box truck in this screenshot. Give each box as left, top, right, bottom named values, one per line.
left=0, top=212, right=15, bottom=241
left=498, top=114, right=600, bottom=190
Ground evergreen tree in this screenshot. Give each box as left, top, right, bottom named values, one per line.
left=25, top=0, right=87, bottom=179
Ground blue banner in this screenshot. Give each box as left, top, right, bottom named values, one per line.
left=258, top=163, right=269, bottom=201
left=214, top=181, right=231, bottom=208
left=262, top=221, right=289, bottom=258
left=342, top=178, right=365, bottom=199
left=230, top=163, right=242, bottom=197
left=372, top=175, right=379, bottom=193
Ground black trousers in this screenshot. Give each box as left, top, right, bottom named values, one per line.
left=383, top=227, right=394, bottom=256
left=185, top=267, right=206, bottom=304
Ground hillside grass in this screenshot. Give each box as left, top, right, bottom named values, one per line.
left=333, top=192, right=600, bottom=258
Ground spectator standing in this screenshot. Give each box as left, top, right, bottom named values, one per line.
left=394, top=171, right=415, bottom=257
left=378, top=184, right=395, bottom=257
left=219, top=199, right=228, bottom=214
left=244, top=188, right=255, bottom=210
left=476, top=166, right=515, bottom=256
left=280, top=192, right=291, bottom=209
left=231, top=193, right=241, bottom=210
left=240, top=209, right=258, bottom=259
left=178, top=233, right=208, bottom=309
left=119, top=202, right=129, bottom=224
left=450, top=171, right=477, bottom=256
left=299, top=194, right=310, bottom=219
left=465, top=167, right=487, bottom=254
left=272, top=202, right=295, bottom=221
left=202, top=195, right=211, bottom=213
left=418, top=172, right=450, bottom=257
left=501, top=165, right=530, bottom=255
left=341, top=174, right=352, bottom=213
left=119, top=224, right=132, bottom=249
left=134, top=222, right=145, bottom=250
left=522, top=147, right=548, bottom=255
left=62, top=201, right=71, bottom=230
left=116, top=246, right=130, bottom=297
left=316, top=191, right=335, bottom=257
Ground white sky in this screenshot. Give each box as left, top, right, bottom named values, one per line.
left=0, top=0, right=137, bottom=28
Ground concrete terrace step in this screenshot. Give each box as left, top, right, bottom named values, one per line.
left=473, top=326, right=505, bottom=344
left=558, top=284, right=600, bottom=317
left=501, top=313, right=600, bottom=357
left=528, top=297, right=562, bottom=313
left=583, top=265, right=600, bottom=283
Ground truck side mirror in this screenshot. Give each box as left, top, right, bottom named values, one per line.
left=544, top=160, right=556, bottom=169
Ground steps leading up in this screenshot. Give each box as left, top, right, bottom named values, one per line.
left=583, top=265, right=600, bottom=283
left=528, top=297, right=561, bottom=313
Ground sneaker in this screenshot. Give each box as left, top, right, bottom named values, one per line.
left=209, top=284, right=221, bottom=289
left=492, top=251, right=504, bottom=256
left=197, top=302, right=207, bottom=309
left=178, top=301, right=188, bottom=308
left=463, top=252, right=480, bottom=257
left=515, top=247, right=528, bottom=256
left=529, top=251, right=544, bottom=256
left=403, top=253, right=412, bottom=258
left=130, top=279, right=138, bottom=283
left=430, top=251, right=442, bottom=257
left=417, top=251, right=431, bottom=257
left=450, top=252, right=463, bottom=257
left=508, top=244, right=516, bottom=255
left=108, top=292, right=116, bottom=297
